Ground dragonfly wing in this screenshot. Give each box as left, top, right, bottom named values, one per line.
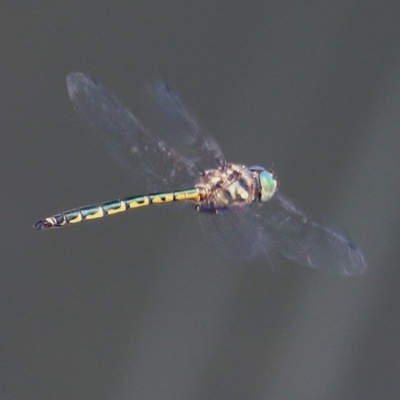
left=198, top=208, right=270, bottom=261
left=256, top=193, right=366, bottom=275
left=148, top=81, right=225, bottom=173
left=67, top=73, right=199, bottom=191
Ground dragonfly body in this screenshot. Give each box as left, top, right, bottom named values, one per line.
left=34, top=163, right=277, bottom=228
left=34, top=72, right=366, bottom=275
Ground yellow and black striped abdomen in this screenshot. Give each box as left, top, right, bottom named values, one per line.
left=34, top=188, right=202, bottom=230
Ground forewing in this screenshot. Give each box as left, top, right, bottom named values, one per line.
left=66, top=73, right=199, bottom=191
left=149, top=81, right=225, bottom=173
left=256, top=193, right=366, bottom=275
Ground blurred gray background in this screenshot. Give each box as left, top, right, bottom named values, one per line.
left=2, top=1, right=400, bottom=399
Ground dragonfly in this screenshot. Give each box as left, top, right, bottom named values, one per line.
left=34, top=72, right=366, bottom=275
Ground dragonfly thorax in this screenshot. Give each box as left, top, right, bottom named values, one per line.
left=195, top=163, right=260, bottom=212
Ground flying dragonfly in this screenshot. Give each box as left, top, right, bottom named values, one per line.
left=34, top=73, right=366, bottom=275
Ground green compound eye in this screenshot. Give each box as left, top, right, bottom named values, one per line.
left=259, top=169, right=278, bottom=201
left=250, top=166, right=278, bottom=202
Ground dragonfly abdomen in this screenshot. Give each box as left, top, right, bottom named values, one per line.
left=34, top=188, right=202, bottom=230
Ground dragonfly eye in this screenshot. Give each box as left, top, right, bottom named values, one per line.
left=250, top=166, right=278, bottom=202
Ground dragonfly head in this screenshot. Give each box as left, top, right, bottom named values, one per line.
left=250, top=166, right=278, bottom=202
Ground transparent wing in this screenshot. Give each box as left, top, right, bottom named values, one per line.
left=198, top=208, right=270, bottom=261
left=198, top=195, right=365, bottom=275
left=148, top=81, right=225, bottom=172
left=66, top=73, right=224, bottom=191
left=256, top=193, right=366, bottom=275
